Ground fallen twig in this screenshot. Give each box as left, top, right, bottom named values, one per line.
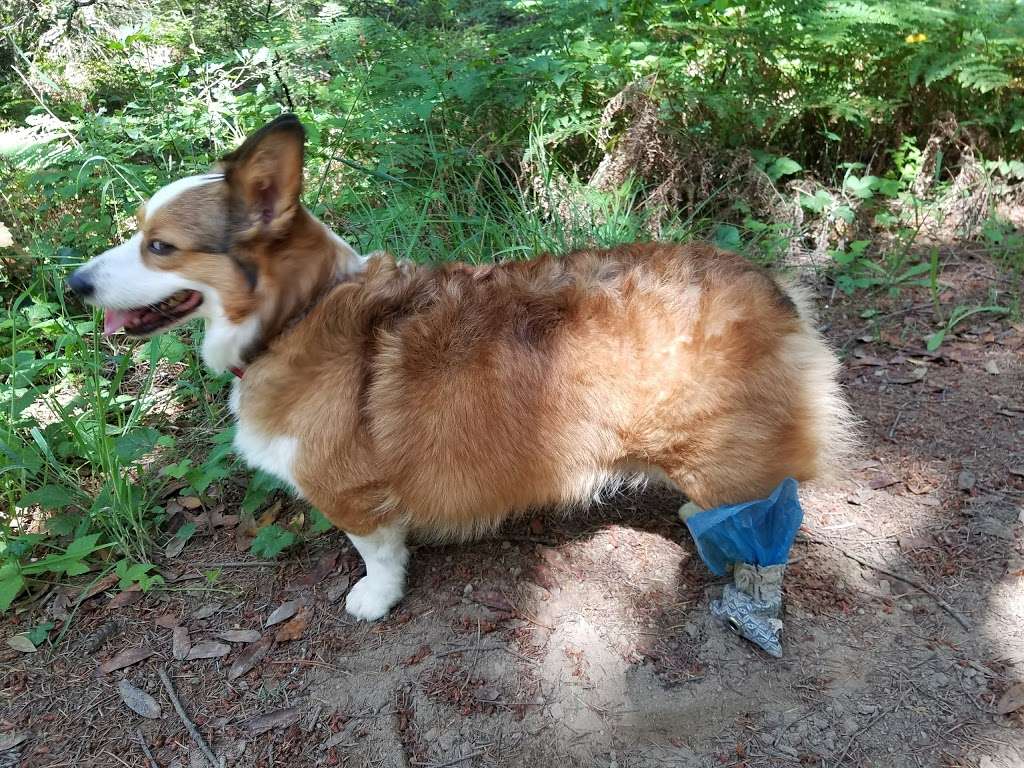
left=831, top=691, right=908, bottom=767
left=411, top=750, right=485, bottom=768
left=804, top=532, right=971, bottom=631
left=158, top=665, right=222, bottom=768
left=135, top=728, right=157, bottom=768
left=193, top=561, right=278, bottom=568
left=437, top=643, right=539, bottom=666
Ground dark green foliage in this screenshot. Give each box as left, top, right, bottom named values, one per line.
left=0, top=0, right=1020, bottom=609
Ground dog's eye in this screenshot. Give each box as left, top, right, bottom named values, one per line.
left=148, top=240, right=176, bottom=255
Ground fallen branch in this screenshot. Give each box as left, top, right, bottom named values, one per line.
left=135, top=728, right=157, bottom=768
left=803, top=532, right=971, bottom=631
left=158, top=665, right=222, bottom=768
left=411, top=750, right=485, bottom=768
left=193, top=561, right=278, bottom=568
left=831, top=691, right=909, bottom=767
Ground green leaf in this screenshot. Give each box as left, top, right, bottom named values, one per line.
left=242, top=471, right=287, bottom=515
left=309, top=509, right=334, bottom=536
left=175, top=522, right=197, bottom=542
left=799, top=189, right=833, bottom=213
left=5, top=534, right=44, bottom=558
left=829, top=249, right=858, bottom=266
left=46, top=513, right=84, bottom=537
left=144, top=334, right=189, bottom=365
left=17, top=485, right=75, bottom=511
left=711, top=224, right=741, bottom=251
left=27, top=621, right=54, bottom=645
left=22, top=534, right=102, bottom=577
left=0, top=572, right=25, bottom=613
left=925, top=330, right=946, bottom=351
left=65, top=534, right=101, bottom=560
left=250, top=525, right=297, bottom=558
left=114, top=428, right=161, bottom=463
left=161, top=459, right=193, bottom=479
left=844, top=175, right=878, bottom=199
left=766, top=156, right=802, bottom=182
left=833, top=206, right=855, bottom=224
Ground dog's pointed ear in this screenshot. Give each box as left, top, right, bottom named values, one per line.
left=222, top=114, right=305, bottom=240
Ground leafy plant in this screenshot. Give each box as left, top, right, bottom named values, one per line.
left=0, top=534, right=108, bottom=611
left=114, top=559, right=164, bottom=592
left=250, top=524, right=297, bottom=559
left=925, top=304, right=1012, bottom=351
left=1, top=0, right=1022, bottom=611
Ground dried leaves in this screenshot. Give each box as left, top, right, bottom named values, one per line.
left=6, top=634, right=36, bottom=653
left=265, top=599, right=302, bottom=627
left=192, top=602, right=222, bottom=621
left=244, top=706, right=300, bottom=735
left=997, top=683, right=1024, bottom=715
left=274, top=603, right=312, bottom=643
left=97, top=647, right=155, bottom=676
left=216, top=629, right=262, bottom=644
left=117, top=680, right=162, bottom=719
left=185, top=641, right=231, bottom=660
left=227, top=636, right=273, bottom=681
left=172, top=627, right=191, bottom=660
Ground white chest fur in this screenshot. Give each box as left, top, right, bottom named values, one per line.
left=230, top=380, right=301, bottom=492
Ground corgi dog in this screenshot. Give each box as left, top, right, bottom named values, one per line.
left=68, top=115, right=852, bottom=621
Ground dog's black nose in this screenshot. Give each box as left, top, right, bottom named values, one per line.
left=66, top=269, right=94, bottom=298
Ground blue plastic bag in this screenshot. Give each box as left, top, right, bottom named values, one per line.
left=683, top=478, right=803, bottom=576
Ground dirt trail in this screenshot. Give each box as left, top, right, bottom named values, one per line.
left=2, top=260, right=1023, bottom=768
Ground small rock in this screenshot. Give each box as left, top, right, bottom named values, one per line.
left=172, top=626, right=191, bottom=660
left=463, top=583, right=474, bottom=595
left=326, top=575, right=351, bottom=603
left=929, top=672, right=950, bottom=687
left=957, top=470, right=976, bottom=491
left=975, top=517, right=1014, bottom=541
left=192, top=602, right=222, bottom=621
left=475, top=687, right=500, bottom=703
left=684, top=622, right=699, bottom=640
left=847, top=488, right=875, bottom=506
left=858, top=703, right=878, bottom=715
left=775, top=743, right=798, bottom=758
left=500, top=541, right=511, bottom=550
left=839, top=716, right=860, bottom=736
left=984, top=360, right=1000, bottom=375
left=878, top=579, right=891, bottom=597
left=890, top=579, right=913, bottom=597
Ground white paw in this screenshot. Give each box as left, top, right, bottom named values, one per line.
left=345, top=575, right=403, bottom=621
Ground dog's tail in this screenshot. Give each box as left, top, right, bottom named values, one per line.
left=779, top=279, right=859, bottom=481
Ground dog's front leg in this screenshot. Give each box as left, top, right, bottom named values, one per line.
left=344, top=523, right=409, bottom=621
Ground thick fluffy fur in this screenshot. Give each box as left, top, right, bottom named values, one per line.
left=245, top=244, right=851, bottom=537
left=69, top=115, right=852, bottom=621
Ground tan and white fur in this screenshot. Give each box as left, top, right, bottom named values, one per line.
left=68, top=115, right=853, bottom=621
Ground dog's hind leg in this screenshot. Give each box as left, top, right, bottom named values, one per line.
left=344, top=523, right=409, bottom=621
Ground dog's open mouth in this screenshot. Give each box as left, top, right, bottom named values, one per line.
left=103, top=290, right=204, bottom=336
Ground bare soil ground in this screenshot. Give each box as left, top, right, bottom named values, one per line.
left=2, top=253, right=1023, bottom=768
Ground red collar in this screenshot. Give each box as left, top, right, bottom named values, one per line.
left=229, top=366, right=245, bottom=379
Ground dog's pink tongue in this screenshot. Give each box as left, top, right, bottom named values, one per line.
left=103, top=309, right=132, bottom=336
